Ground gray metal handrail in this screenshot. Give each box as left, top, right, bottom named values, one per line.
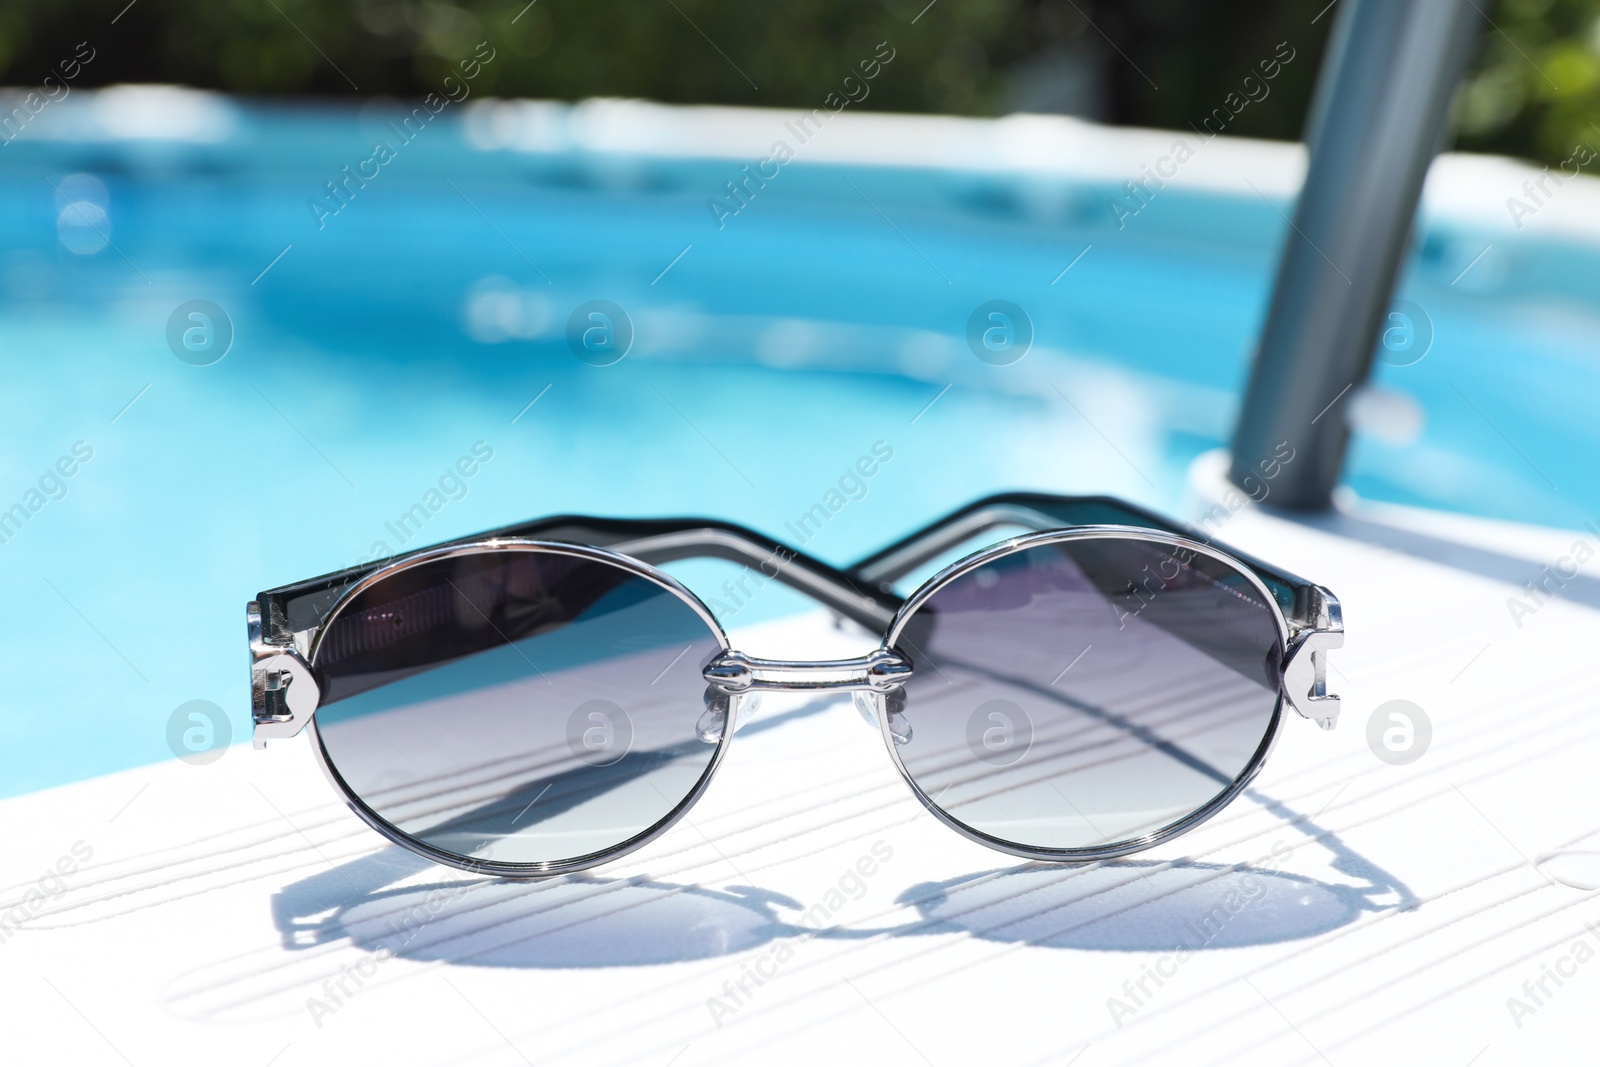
left=1229, top=0, right=1483, bottom=509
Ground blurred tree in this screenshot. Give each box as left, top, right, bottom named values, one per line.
left=1454, top=0, right=1600, bottom=164
left=0, top=0, right=1592, bottom=167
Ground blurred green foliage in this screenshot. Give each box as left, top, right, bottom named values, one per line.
left=0, top=0, right=1594, bottom=166
left=1455, top=0, right=1600, bottom=164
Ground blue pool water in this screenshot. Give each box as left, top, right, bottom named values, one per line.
left=2, top=97, right=1598, bottom=796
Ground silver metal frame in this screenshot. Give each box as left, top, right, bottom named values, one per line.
left=878, top=525, right=1299, bottom=863
left=257, top=539, right=740, bottom=879
left=702, top=648, right=913, bottom=693
left=250, top=522, right=1342, bottom=879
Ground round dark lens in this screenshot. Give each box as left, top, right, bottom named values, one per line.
left=889, top=535, right=1283, bottom=853
left=312, top=547, right=725, bottom=867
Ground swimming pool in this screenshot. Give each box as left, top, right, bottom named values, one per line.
left=2, top=89, right=1597, bottom=795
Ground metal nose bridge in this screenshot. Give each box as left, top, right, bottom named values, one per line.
left=702, top=649, right=912, bottom=693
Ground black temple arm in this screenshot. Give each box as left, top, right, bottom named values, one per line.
left=255, top=494, right=1334, bottom=649
left=846, top=492, right=1328, bottom=631
left=257, top=515, right=901, bottom=643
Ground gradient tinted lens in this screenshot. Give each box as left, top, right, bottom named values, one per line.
left=312, top=547, right=725, bottom=867
left=890, top=535, right=1283, bottom=853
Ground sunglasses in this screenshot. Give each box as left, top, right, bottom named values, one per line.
left=248, top=492, right=1342, bottom=878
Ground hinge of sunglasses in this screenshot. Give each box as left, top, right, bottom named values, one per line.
left=702, top=648, right=913, bottom=694
left=1281, top=592, right=1344, bottom=731
left=248, top=600, right=322, bottom=749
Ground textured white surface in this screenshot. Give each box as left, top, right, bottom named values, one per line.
left=4, top=483, right=1600, bottom=1066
